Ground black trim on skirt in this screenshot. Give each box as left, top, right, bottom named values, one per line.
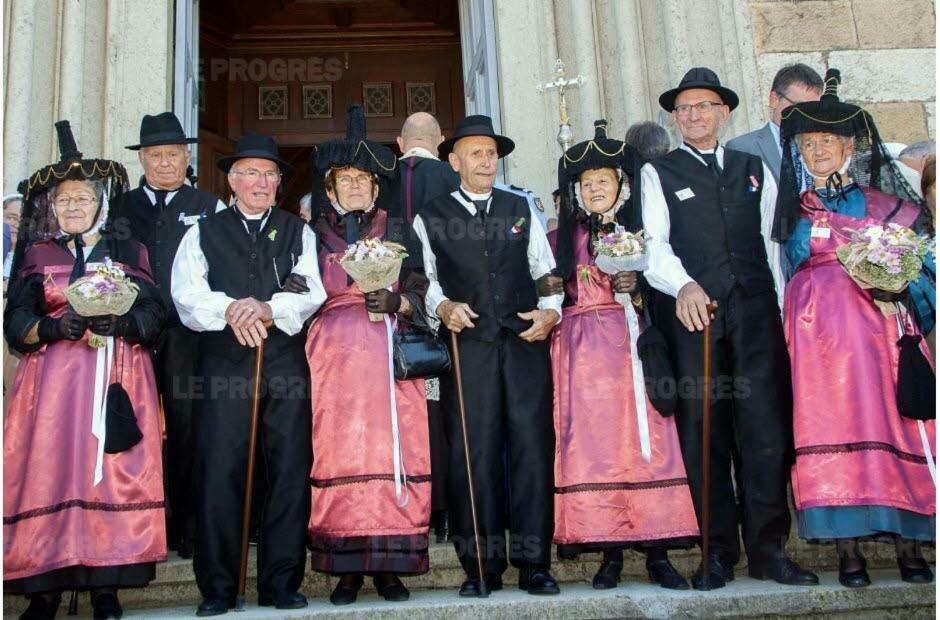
left=4, top=562, right=157, bottom=594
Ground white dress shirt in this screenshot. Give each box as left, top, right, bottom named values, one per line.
left=641, top=143, right=785, bottom=309
left=412, top=187, right=563, bottom=325
left=171, top=207, right=326, bottom=336
left=142, top=185, right=227, bottom=213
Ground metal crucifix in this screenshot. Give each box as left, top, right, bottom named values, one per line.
left=536, top=59, right=586, bottom=152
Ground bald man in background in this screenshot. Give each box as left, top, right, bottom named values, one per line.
left=389, top=112, right=460, bottom=542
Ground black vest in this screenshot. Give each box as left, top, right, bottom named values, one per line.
left=421, top=189, right=537, bottom=342
left=198, top=207, right=306, bottom=356
left=116, top=185, right=219, bottom=322
left=650, top=148, right=774, bottom=300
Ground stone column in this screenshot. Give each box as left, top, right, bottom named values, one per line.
left=4, top=0, right=38, bottom=191
left=553, top=0, right=605, bottom=140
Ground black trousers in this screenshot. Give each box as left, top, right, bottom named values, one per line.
left=155, top=324, right=198, bottom=548
left=427, top=395, right=449, bottom=513
left=192, top=340, right=311, bottom=601
left=657, top=286, right=793, bottom=566
left=442, top=328, right=554, bottom=577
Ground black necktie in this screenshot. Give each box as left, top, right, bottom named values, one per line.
left=152, top=189, right=168, bottom=211
left=244, top=219, right=262, bottom=242
left=685, top=143, right=722, bottom=177
left=343, top=212, right=361, bottom=245
left=472, top=199, right=488, bottom=223
left=69, top=235, right=86, bottom=284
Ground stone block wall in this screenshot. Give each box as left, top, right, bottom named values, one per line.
left=748, top=0, right=936, bottom=144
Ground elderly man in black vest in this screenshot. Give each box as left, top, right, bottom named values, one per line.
left=114, top=112, right=226, bottom=558
left=641, top=68, right=818, bottom=590
left=412, top=116, right=562, bottom=597
left=171, top=134, right=326, bottom=615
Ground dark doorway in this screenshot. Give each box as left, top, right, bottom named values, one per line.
left=198, top=0, right=464, bottom=213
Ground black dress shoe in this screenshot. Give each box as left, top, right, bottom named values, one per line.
left=258, top=592, right=308, bottom=609
left=749, top=555, right=819, bottom=586
left=691, top=553, right=734, bottom=591
left=19, top=593, right=62, bottom=620
left=195, top=598, right=232, bottom=617
left=839, top=555, right=871, bottom=588
left=592, top=560, right=623, bottom=590
left=329, top=575, right=364, bottom=606
left=91, top=591, right=123, bottom=620
left=374, top=575, right=410, bottom=601
left=647, top=558, right=690, bottom=590
left=518, top=567, right=560, bottom=595
left=898, top=557, right=934, bottom=584
left=178, top=537, right=195, bottom=560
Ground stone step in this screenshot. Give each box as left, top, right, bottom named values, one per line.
left=6, top=570, right=935, bottom=619
left=4, top=540, right=934, bottom=615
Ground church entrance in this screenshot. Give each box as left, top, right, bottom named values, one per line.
left=190, top=0, right=476, bottom=212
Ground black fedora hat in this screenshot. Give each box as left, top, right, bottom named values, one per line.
left=659, top=67, right=739, bottom=112
left=438, top=114, right=515, bottom=159
left=125, top=112, right=198, bottom=150
left=217, top=133, right=294, bottom=176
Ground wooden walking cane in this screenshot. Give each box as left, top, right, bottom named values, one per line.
left=450, top=330, right=489, bottom=597
left=235, top=337, right=265, bottom=611
left=699, top=302, right=718, bottom=590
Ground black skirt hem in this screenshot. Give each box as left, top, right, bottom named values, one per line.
left=557, top=536, right=698, bottom=560
left=4, top=562, right=157, bottom=595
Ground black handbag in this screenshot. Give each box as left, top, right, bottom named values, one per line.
left=636, top=305, right=678, bottom=416
left=104, top=383, right=143, bottom=453
left=393, top=327, right=452, bottom=380
left=896, top=333, right=936, bottom=420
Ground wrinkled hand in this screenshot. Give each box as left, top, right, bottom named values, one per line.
left=536, top=274, right=564, bottom=296
left=676, top=281, right=716, bottom=332
left=38, top=309, right=87, bottom=342
left=364, top=289, right=402, bottom=314
left=437, top=300, right=478, bottom=333
left=225, top=298, right=273, bottom=329
left=612, top=271, right=638, bottom=294
left=233, top=319, right=270, bottom=348
left=282, top=273, right=309, bottom=294
left=518, top=309, right=560, bottom=342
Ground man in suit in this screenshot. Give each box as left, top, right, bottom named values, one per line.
left=726, top=64, right=823, bottom=184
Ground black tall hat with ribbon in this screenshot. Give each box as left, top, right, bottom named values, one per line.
left=10, top=120, right=129, bottom=279
left=773, top=68, right=922, bottom=241
left=310, top=104, right=397, bottom=223
left=553, top=120, right=642, bottom=280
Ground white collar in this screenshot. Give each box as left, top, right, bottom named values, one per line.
left=679, top=142, right=723, bottom=165
left=142, top=184, right=180, bottom=205
left=400, top=146, right=439, bottom=161
left=459, top=185, right=492, bottom=200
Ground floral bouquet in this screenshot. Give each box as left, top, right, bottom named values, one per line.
left=836, top=222, right=932, bottom=315
left=339, top=238, right=409, bottom=322
left=593, top=226, right=649, bottom=306
left=65, top=258, right=139, bottom=347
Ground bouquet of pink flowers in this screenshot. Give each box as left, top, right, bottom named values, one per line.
left=65, top=258, right=139, bottom=347
left=593, top=227, right=648, bottom=306
left=836, top=222, right=931, bottom=314
left=339, top=238, right=409, bottom=321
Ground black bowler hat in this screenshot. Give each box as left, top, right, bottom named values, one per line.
left=438, top=114, right=515, bottom=159
left=125, top=112, right=198, bottom=150
left=217, top=133, right=294, bottom=176
left=658, top=67, right=739, bottom=112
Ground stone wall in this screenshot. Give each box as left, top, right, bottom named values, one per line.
left=748, top=0, right=936, bottom=144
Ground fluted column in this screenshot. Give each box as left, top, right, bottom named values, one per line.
left=4, top=0, right=37, bottom=191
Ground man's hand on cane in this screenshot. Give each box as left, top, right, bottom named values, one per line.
left=226, top=298, right=273, bottom=329
left=437, top=300, right=478, bottom=332
left=233, top=319, right=270, bottom=348
left=676, top=282, right=717, bottom=332
left=518, top=309, right=560, bottom=342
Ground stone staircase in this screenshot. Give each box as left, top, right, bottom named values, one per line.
left=3, top=539, right=935, bottom=618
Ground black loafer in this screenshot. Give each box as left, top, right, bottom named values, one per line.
left=19, top=593, right=62, bottom=620
left=458, top=574, right=502, bottom=597
left=592, top=560, right=623, bottom=590
left=329, top=575, right=364, bottom=606
left=647, top=558, right=690, bottom=590
left=518, top=567, right=560, bottom=595
left=195, top=598, right=232, bottom=617
left=691, top=553, right=734, bottom=591
left=374, top=575, right=410, bottom=602
left=749, top=556, right=819, bottom=586
left=898, top=558, right=934, bottom=584
left=258, top=592, right=308, bottom=609
left=91, top=592, right=123, bottom=620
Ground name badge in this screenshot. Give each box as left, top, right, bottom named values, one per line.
left=810, top=225, right=831, bottom=239
left=179, top=214, right=201, bottom=226
left=675, top=188, right=695, bottom=201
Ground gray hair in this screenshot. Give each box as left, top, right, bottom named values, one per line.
left=51, top=178, right=106, bottom=201
left=624, top=121, right=671, bottom=164
left=3, top=193, right=22, bottom=208
left=900, top=140, right=935, bottom=160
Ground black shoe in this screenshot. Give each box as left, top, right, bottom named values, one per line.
left=749, top=555, right=819, bottom=586
left=647, top=558, right=690, bottom=590
left=432, top=510, right=448, bottom=544
left=329, top=575, right=364, bottom=606
left=458, top=574, right=502, bottom=597
left=592, top=560, right=623, bottom=590
left=518, top=566, right=560, bottom=595
left=19, top=593, right=61, bottom=620
left=91, top=591, right=123, bottom=620
left=691, top=553, right=734, bottom=591
left=258, top=592, right=308, bottom=609
left=898, top=557, right=934, bottom=584
left=178, top=537, right=195, bottom=560
left=374, top=575, right=410, bottom=602
left=195, top=598, right=232, bottom=617
left=839, top=555, right=871, bottom=588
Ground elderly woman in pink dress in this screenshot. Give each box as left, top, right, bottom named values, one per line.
left=305, top=106, right=432, bottom=606
left=548, top=121, right=699, bottom=591
left=774, top=70, right=935, bottom=589
left=4, top=122, right=166, bottom=619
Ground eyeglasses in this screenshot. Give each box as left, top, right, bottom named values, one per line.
left=52, top=194, right=96, bottom=209
left=674, top=101, right=725, bottom=117
left=774, top=90, right=796, bottom=106
left=798, top=135, right=843, bottom=152
left=335, top=173, right=374, bottom=187
left=231, top=168, right=281, bottom=182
